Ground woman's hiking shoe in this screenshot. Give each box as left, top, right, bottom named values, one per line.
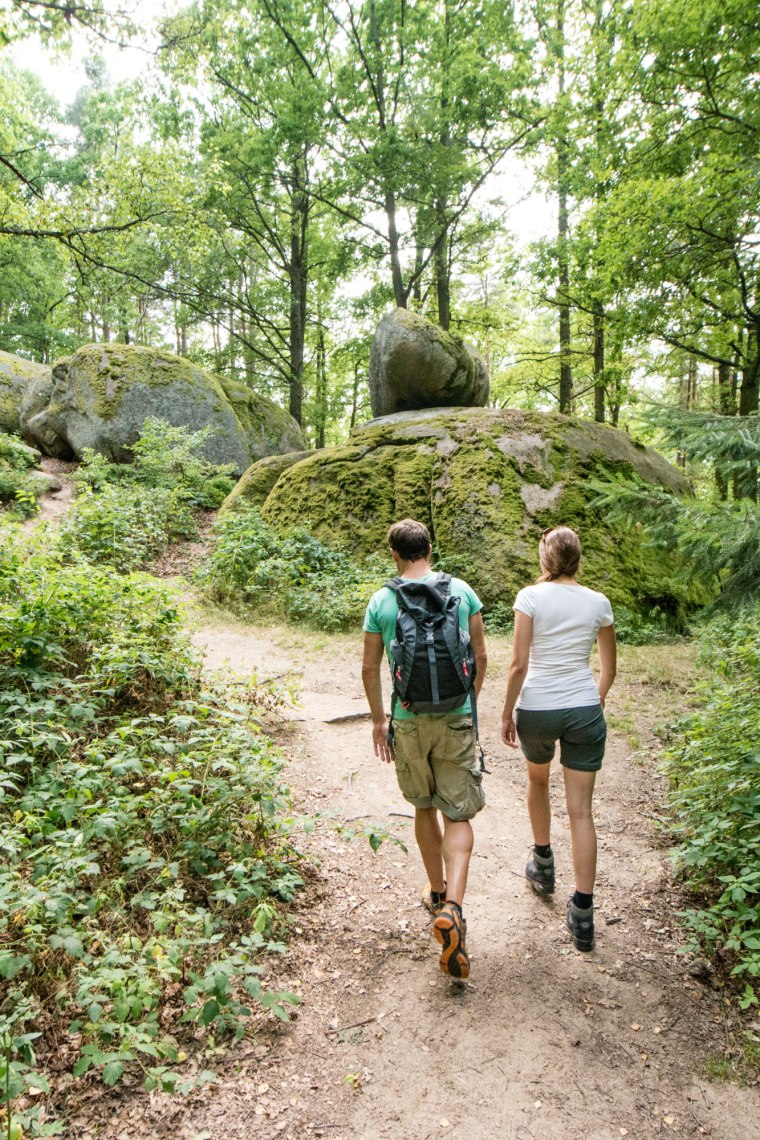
left=422, top=883, right=447, bottom=918
left=525, top=849, right=555, bottom=894
left=566, top=897, right=595, bottom=952
left=433, top=902, right=470, bottom=979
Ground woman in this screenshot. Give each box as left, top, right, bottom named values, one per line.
left=500, top=526, right=617, bottom=952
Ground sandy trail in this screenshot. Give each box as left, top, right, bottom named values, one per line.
left=72, top=614, right=760, bottom=1140
left=170, top=618, right=759, bottom=1140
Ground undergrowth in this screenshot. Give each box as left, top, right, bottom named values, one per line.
left=55, top=419, right=236, bottom=572
left=662, top=610, right=760, bottom=1011
left=0, top=525, right=302, bottom=1136
left=197, top=505, right=389, bottom=630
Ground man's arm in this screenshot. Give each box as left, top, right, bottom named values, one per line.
left=468, top=611, right=487, bottom=698
left=361, top=631, right=394, bottom=764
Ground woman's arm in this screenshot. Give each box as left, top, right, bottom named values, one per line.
left=596, top=623, right=617, bottom=707
left=500, top=611, right=533, bottom=747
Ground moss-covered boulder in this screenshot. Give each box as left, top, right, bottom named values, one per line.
left=0, top=350, right=51, bottom=435
left=257, top=406, right=696, bottom=620
left=369, top=309, right=489, bottom=417
left=221, top=449, right=316, bottom=512
left=218, top=377, right=306, bottom=462
left=20, top=343, right=304, bottom=474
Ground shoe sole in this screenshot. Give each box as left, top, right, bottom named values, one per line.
left=570, top=933, right=594, bottom=952
left=526, top=874, right=555, bottom=896
left=433, top=911, right=470, bottom=979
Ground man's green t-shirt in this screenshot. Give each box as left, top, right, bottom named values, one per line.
left=363, top=573, right=483, bottom=720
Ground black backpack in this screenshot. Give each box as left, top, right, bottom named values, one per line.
left=385, top=573, right=486, bottom=770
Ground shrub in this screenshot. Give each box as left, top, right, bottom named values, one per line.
left=61, top=419, right=238, bottom=570
left=0, top=530, right=302, bottom=1132
left=662, top=610, right=760, bottom=1008
left=56, top=483, right=194, bottom=572
left=197, top=506, right=389, bottom=629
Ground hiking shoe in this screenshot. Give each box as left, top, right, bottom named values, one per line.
left=525, top=849, right=555, bottom=895
left=566, top=897, right=595, bottom=952
left=433, top=902, right=470, bottom=979
left=422, top=884, right=447, bottom=918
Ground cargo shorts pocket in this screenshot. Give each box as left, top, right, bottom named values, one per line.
left=437, top=719, right=485, bottom=820
left=393, top=723, right=434, bottom=805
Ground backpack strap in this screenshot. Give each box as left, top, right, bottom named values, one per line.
left=469, top=686, right=488, bottom=773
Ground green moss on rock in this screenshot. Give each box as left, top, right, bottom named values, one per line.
left=255, top=406, right=697, bottom=621
left=0, top=350, right=51, bottom=433
left=222, top=449, right=315, bottom=511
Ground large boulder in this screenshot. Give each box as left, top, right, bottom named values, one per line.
left=254, top=406, right=699, bottom=619
left=221, top=449, right=316, bottom=512
left=0, top=350, right=51, bottom=434
left=20, top=343, right=305, bottom=474
left=369, top=309, right=489, bottom=417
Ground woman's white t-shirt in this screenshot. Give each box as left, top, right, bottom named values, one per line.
left=513, top=582, right=614, bottom=710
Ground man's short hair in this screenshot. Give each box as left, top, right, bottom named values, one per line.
left=387, top=519, right=431, bottom=562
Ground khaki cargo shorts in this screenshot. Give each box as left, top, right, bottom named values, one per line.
left=392, top=714, right=485, bottom=822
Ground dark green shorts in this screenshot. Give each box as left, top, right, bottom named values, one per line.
left=515, top=705, right=607, bottom=772
left=392, top=714, right=485, bottom=821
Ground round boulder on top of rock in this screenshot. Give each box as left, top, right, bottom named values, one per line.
left=369, top=308, right=489, bottom=418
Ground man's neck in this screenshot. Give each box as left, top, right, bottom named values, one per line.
left=395, top=558, right=433, bottom=580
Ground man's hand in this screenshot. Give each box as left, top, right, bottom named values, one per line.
left=372, top=719, right=395, bottom=764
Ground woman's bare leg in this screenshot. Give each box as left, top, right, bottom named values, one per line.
left=562, top=768, right=597, bottom=894
left=526, top=760, right=552, bottom=845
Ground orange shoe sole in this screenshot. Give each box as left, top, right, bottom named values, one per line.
left=433, top=906, right=470, bottom=979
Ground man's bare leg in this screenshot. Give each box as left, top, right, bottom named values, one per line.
left=441, top=817, right=473, bottom=906
left=414, top=807, right=446, bottom=894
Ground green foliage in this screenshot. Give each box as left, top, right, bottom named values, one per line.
left=0, top=530, right=302, bottom=1131
left=0, top=436, right=37, bottom=472
left=58, top=419, right=236, bottom=571
left=591, top=476, right=760, bottom=614
left=198, top=506, right=388, bottom=630
left=662, top=612, right=760, bottom=1008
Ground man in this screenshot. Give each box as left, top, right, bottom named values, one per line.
left=361, top=519, right=487, bottom=979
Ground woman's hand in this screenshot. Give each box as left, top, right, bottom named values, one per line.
left=501, top=712, right=518, bottom=748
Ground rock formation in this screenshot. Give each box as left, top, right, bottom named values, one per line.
left=369, top=309, right=489, bottom=417
left=245, top=406, right=697, bottom=619
left=0, top=344, right=304, bottom=475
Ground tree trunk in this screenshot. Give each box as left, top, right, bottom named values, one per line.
left=677, top=355, right=697, bottom=470
left=349, top=362, right=361, bottom=430
left=717, top=360, right=735, bottom=415
left=435, top=201, right=450, bottom=331
left=737, top=326, right=759, bottom=500
left=369, top=0, right=406, bottom=309
left=315, top=319, right=327, bottom=449
left=556, top=0, right=572, bottom=414
left=593, top=302, right=605, bottom=422
left=288, top=157, right=308, bottom=425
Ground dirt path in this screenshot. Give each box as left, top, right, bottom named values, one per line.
left=73, top=613, right=760, bottom=1140
left=21, top=457, right=77, bottom=529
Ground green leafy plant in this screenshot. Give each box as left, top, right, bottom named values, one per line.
left=197, top=506, right=389, bottom=630
left=60, top=419, right=237, bottom=570
left=0, top=529, right=304, bottom=1129
left=662, top=611, right=760, bottom=1008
